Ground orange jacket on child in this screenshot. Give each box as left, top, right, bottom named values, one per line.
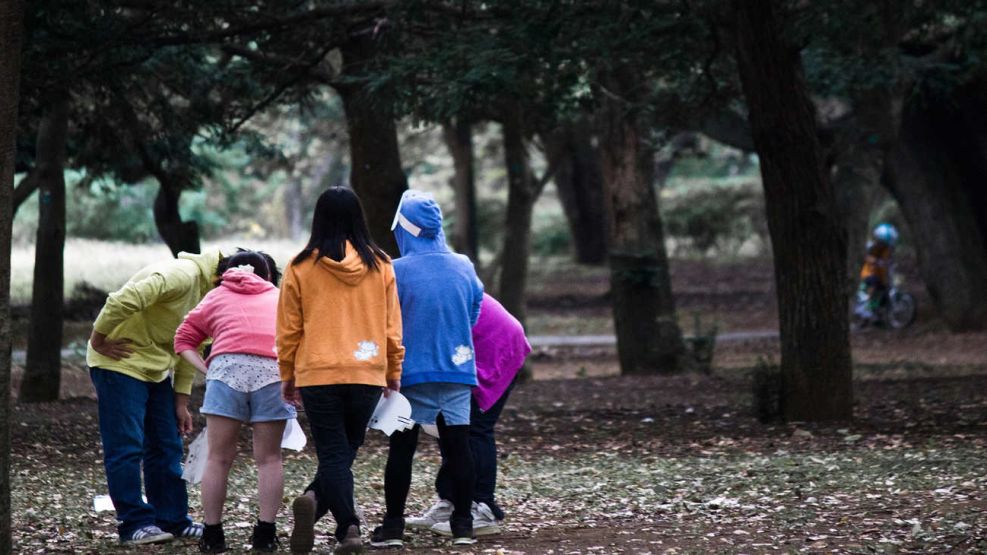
left=276, top=243, right=404, bottom=388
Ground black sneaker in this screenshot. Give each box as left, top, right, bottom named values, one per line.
left=250, top=520, right=279, bottom=553
left=369, top=517, right=404, bottom=549
left=290, top=494, right=317, bottom=553
left=450, top=517, right=476, bottom=546
left=199, top=524, right=227, bottom=553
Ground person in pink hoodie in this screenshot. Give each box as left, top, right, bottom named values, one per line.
left=407, top=293, right=531, bottom=537
left=173, top=250, right=292, bottom=553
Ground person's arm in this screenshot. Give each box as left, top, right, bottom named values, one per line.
left=277, top=266, right=303, bottom=405
left=469, top=274, right=484, bottom=327
left=91, top=272, right=171, bottom=337
left=384, top=266, right=404, bottom=396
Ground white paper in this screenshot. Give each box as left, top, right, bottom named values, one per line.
left=368, top=392, right=415, bottom=436
left=281, top=418, right=307, bottom=451
left=182, top=428, right=209, bottom=484
left=93, top=494, right=146, bottom=512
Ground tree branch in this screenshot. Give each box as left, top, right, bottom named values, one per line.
left=12, top=170, right=39, bottom=214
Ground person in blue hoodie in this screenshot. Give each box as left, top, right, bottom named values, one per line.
left=370, top=190, right=484, bottom=549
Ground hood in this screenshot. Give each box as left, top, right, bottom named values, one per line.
left=220, top=268, right=276, bottom=294
left=391, top=190, right=450, bottom=256
left=317, top=242, right=369, bottom=286
left=178, top=248, right=223, bottom=295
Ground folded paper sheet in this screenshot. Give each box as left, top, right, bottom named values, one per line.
left=368, top=392, right=415, bottom=436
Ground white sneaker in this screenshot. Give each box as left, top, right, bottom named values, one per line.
left=430, top=502, right=502, bottom=537
left=406, top=498, right=453, bottom=529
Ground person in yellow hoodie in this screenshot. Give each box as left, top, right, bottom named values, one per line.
left=87, top=249, right=222, bottom=546
left=277, top=187, right=404, bottom=555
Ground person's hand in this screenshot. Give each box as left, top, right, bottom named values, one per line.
left=174, top=394, right=193, bottom=436
left=90, top=331, right=133, bottom=360
left=384, top=378, right=400, bottom=398
left=282, top=379, right=302, bottom=408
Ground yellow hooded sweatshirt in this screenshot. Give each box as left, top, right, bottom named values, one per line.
left=86, top=250, right=222, bottom=395
left=277, top=243, right=403, bottom=388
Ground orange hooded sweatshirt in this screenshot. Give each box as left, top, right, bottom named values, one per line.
left=277, top=243, right=404, bottom=388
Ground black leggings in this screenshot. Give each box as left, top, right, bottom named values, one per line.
left=385, top=413, right=474, bottom=527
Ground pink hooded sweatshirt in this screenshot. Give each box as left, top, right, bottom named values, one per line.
left=174, top=269, right=279, bottom=364
left=472, top=294, right=531, bottom=411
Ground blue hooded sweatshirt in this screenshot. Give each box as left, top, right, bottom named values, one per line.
left=391, top=191, right=484, bottom=388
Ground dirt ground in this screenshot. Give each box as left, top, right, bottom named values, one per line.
left=10, top=256, right=987, bottom=553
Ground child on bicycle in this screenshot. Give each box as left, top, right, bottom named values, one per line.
left=857, top=223, right=899, bottom=321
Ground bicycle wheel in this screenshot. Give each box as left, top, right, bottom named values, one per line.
left=887, top=291, right=916, bottom=329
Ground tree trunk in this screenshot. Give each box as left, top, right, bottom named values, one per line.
left=832, top=141, right=883, bottom=294
left=546, top=120, right=609, bottom=265
left=442, top=118, right=478, bottom=261
left=0, top=0, right=26, bottom=550
left=153, top=181, right=200, bottom=256
left=597, top=71, right=686, bottom=375
left=884, top=94, right=987, bottom=330
left=733, top=0, right=853, bottom=421
left=337, top=36, right=407, bottom=257
left=285, top=177, right=305, bottom=240
left=498, top=110, right=538, bottom=327
left=20, top=94, right=69, bottom=403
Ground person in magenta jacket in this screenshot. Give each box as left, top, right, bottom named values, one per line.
left=408, top=293, right=531, bottom=537
left=173, top=250, right=293, bottom=553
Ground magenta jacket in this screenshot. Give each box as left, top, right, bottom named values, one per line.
left=174, top=269, right=279, bottom=364
left=472, top=294, right=531, bottom=411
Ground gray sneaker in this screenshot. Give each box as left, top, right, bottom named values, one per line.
left=406, top=499, right=453, bottom=529
left=431, top=502, right=502, bottom=537
left=121, top=524, right=174, bottom=545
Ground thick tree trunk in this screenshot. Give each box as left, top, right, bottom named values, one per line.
left=0, top=0, right=26, bottom=550
left=498, top=110, right=538, bottom=327
left=546, top=120, right=609, bottom=265
left=884, top=96, right=987, bottom=330
left=21, top=95, right=69, bottom=403
left=597, top=71, right=686, bottom=375
left=734, top=0, right=852, bottom=421
left=338, top=36, right=407, bottom=257
left=832, top=142, right=883, bottom=293
left=442, top=118, right=478, bottom=260
left=153, top=181, right=200, bottom=256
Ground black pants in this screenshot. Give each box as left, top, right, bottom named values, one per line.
left=384, top=414, right=474, bottom=530
left=300, top=384, right=380, bottom=541
left=435, top=382, right=514, bottom=519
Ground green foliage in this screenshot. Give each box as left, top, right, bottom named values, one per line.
left=662, top=183, right=767, bottom=257
left=531, top=214, right=572, bottom=257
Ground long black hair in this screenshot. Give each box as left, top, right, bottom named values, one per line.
left=216, top=248, right=281, bottom=286
left=292, top=187, right=389, bottom=270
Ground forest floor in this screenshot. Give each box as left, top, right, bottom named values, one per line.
left=10, top=256, right=987, bottom=553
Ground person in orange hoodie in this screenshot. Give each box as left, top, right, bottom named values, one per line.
left=277, top=187, right=404, bottom=555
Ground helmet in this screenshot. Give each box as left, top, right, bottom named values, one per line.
left=873, top=223, right=899, bottom=246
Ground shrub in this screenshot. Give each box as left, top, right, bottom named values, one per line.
left=661, top=183, right=768, bottom=257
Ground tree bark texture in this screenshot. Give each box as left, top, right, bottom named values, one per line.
left=734, top=0, right=853, bottom=421
left=545, top=120, right=609, bottom=265
left=338, top=36, right=407, bottom=257
left=0, top=0, right=26, bottom=550
left=21, top=95, right=69, bottom=403
left=884, top=93, right=987, bottom=330
left=597, top=69, right=686, bottom=375
left=153, top=181, right=200, bottom=256
left=832, top=140, right=883, bottom=294
left=498, top=109, right=538, bottom=327
left=442, top=119, right=478, bottom=261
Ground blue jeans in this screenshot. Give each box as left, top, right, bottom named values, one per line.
left=435, top=379, right=515, bottom=519
left=299, top=384, right=381, bottom=541
left=90, top=368, right=193, bottom=539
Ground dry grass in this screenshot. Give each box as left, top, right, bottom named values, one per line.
left=10, top=238, right=305, bottom=304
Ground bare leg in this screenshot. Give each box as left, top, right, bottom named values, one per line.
left=202, top=415, right=242, bottom=525
left=252, top=420, right=287, bottom=523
